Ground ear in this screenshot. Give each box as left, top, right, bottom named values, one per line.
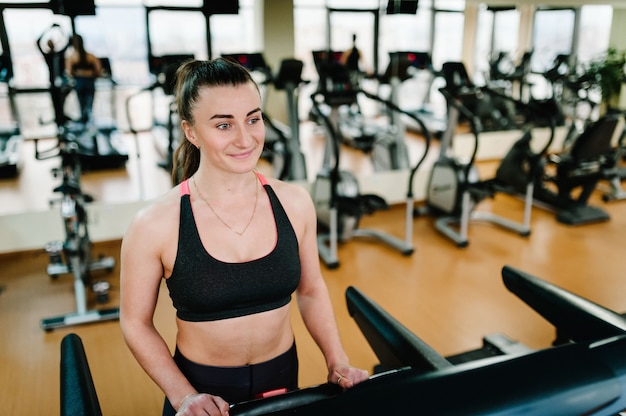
left=181, top=120, right=198, bottom=148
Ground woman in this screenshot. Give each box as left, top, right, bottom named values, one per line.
left=340, top=33, right=369, bottom=88
left=65, top=34, right=102, bottom=124
left=36, top=23, right=71, bottom=126
left=120, top=58, right=369, bottom=416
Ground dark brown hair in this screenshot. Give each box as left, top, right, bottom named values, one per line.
left=172, top=58, right=258, bottom=183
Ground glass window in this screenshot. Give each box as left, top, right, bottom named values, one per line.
left=432, top=10, right=464, bottom=69
left=294, top=5, right=327, bottom=81
left=212, top=5, right=258, bottom=55
left=74, top=7, right=147, bottom=85
left=492, top=10, right=519, bottom=56
left=147, top=10, right=208, bottom=59
left=328, top=10, right=378, bottom=73
left=474, top=6, right=519, bottom=85
left=577, top=5, right=612, bottom=64
left=434, top=0, right=465, bottom=12
left=3, top=2, right=253, bottom=88
left=326, top=0, right=379, bottom=8
left=143, top=0, right=202, bottom=6
left=473, top=5, right=493, bottom=84
left=380, top=8, right=432, bottom=60
left=5, top=8, right=68, bottom=88
left=532, top=8, right=575, bottom=73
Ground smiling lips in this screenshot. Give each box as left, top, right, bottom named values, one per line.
left=230, top=148, right=255, bottom=160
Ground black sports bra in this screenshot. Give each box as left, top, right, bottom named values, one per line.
left=166, top=173, right=301, bottom=322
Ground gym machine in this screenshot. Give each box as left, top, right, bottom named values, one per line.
left=60, top=333, right=102, bottom=416
left=419, top=62, right=546, bottom=247
left=310, top=79, right=431, bottom=269
left=222, top=53, right=308, bottom=181
left=35, top=128, right=118, bottom=331
left=63, top=54, right=129, bottom=172
left=0, top=53, right=22, bottom=178
left=378, top=51, right=447, bottom=138
left=32, top=18, right=128, bottom=171
left=445, top=58, right=519, bottom=132
left=541, top=111, right=619, bottom=223
left=488, top=50, right=534, bottom=102
left=311, top=49, right=375, bottom=153
left=269, top=58, right=308, bottom=181
left=139, top=2, right=239, bottom=175
left=497, top=108, right=619, bottom=225
left=125, top=53, right=193, bottom=177
left=598, top=115, right=626, bottom=202
left=313, top=51, right=413, bottom=172
left=61, top=264, right=626, bottom=415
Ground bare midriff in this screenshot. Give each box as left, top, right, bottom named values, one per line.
left=175, top=304, right=294, bottom=366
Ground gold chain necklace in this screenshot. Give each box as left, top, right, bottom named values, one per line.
left=192, top=175, right=259, bottom=236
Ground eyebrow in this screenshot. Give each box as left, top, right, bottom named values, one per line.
left=210, top=107, right=262, bottom=120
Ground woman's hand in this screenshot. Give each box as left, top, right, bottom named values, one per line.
left=176, top=393, right=230, bottom=416
left=329, top=364, right=369, bottom=389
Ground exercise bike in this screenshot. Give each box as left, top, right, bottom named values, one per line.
left=598, top=113, right=626, bottom=202
left=35, top=126, right=118, bottom=331
left=496, top=106, right=619, bottom=225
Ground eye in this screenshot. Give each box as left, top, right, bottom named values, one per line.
left=248, top=116, right=262, bottom=125
left=216, top=122, right=230, bottom=130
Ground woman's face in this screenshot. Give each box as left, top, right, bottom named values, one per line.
left=183, top=82, right=265, bottom=174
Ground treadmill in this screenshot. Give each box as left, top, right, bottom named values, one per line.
left=0, top=53, right=22, bottom=178
left=65, top=56, right=128, bottom=171
left=380, top=51, right=447, bottom=138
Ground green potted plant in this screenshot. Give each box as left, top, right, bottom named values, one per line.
left=582, top=47, right=626, bottom=111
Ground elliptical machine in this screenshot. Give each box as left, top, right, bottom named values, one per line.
left=378, top=51, right=447, bottom=138
left=311, top=50, right=412, bottom=172
left=260, top=57, right=309, bottom=181
left=420, top=62, right=544, bottom=247
left=310, top=76, right=431, bottom=268
left=221, top=53, right=309, bottom=182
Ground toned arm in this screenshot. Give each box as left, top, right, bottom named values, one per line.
left=119, top=195, right=196, bottom=410
left=275, top=181, right=367, bottom=385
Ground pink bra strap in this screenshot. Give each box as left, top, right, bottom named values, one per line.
left=180, top=179, right=190, bottom=196
left=255, top=171, right=268, bottom=185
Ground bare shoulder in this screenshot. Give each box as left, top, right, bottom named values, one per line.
left=264, top=177, right=313, bottom=213
left=124, top=186, right=180, bottom=243
left=263, top=178, right=316, bottom=237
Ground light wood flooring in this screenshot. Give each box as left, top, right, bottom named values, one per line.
left=1, top=113, right=626, bottom=415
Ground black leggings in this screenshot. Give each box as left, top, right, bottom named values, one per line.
left=162, top=343, right=298, bottom=415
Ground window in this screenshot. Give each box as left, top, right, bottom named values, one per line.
left=2, top=1, right=254, bottom=88
left=532, top=8, right=575, bottom=73
left=577, top=5, right=612, bottom=64
left=474, top=6, right=520, bottom=85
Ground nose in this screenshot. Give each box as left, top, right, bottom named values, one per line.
left=233, top=122, right=260, bottom=148
left=233, top=128, right=253, bottom=148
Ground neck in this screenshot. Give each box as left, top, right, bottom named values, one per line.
left=192, top=170, right=257, bottom=198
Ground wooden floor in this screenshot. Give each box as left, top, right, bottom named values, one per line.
left=1, top=113, right=626, bottom=414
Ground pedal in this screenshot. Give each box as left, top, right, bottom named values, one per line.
left=89, top=256, right=115, bottom=273
left=92, top=280, right=111, bottom=304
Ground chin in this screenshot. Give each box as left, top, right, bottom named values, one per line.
left=231, top=160, right=259, bottom=173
